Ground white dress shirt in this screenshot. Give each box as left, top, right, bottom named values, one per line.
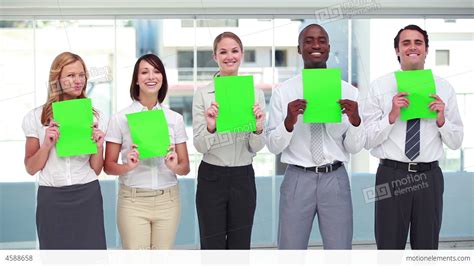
left=361, top=71, right=463, bottom=162
left=266, top=74, right=366, bottom=167
left=105, top=101, right=188, bottom=190
left=192, top=82, right=266, bottom=167
left=22, top=106, right=104, bottom=187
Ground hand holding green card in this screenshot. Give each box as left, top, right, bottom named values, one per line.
left=214, top=75, right=256, bottom=133
left=52, top=98, right=97, bottom=157
left=395, top=69, right=437, bottom=121
left=303, top=68, right=342, bottom=123
left=126, top=109, right=170, bottom=159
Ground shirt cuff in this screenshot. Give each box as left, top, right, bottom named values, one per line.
left=348, top=119, right=364, bottom=133
left=200, top=127, right=217, bottom=149
left=380, top=113, right=394, bottom=131
left=250, top=131, right=263, bottom=139
left=175, top=136, right=189, bottom=144
left=104, top=137, right=122, bottom=144
left=437, top=118, right=452, bottom=135
left=25, top=133, right=38, bottom=139
left=276, top=121, right=293, bottom=141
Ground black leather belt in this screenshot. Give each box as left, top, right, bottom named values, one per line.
left=292, top=161, right=343, bottom=173
left=380, top=159, right=439, bottom=173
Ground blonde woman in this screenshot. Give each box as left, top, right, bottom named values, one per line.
left=22, top=52, right=106, bottom=249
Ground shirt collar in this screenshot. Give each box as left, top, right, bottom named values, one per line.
left=131, top=100, right=162, bottom=112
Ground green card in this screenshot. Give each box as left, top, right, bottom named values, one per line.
left=303, top=68, right=342, bottom=123
left=395, top=69, right=437, bottom=121
left=126, top=109, right=170, bottom=159
left=214, top=75, right=256, bottom=133
left=52, top=98, right=97, bottom=157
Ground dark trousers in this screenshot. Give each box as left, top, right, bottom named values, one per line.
left=375, top=164, right=444, bottom=249
left=196, top=161, right=256, bottom=249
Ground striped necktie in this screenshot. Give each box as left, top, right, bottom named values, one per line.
left=405, top=118, right=420, bottom=161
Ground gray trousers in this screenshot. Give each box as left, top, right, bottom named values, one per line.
left=278, top=164, right=353, bottom=249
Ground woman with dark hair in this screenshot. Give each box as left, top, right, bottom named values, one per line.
left=22, top=51, right=106, bottom=249
left=192, top=32, right=266, bottom=249
left=104, top=54, right=190, bottom=249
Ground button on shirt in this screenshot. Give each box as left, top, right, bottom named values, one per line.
left=22, top=106, right=104, bottom=187
left=192, top=82, right=266, bottom=167
left=361, top=72, right=463, bottom=162
left=105, top=101, right=188, bottom=190
left=266, top=74, right=366, bottom=167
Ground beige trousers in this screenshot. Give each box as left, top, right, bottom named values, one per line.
left=117, top=184, right=180, bottom=249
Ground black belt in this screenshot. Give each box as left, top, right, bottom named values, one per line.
left=380, top=159, right=439, bottom=173
left=292, top=161, right=343, bottom=173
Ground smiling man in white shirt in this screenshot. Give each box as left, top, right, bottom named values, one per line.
left=266, top=24, right=366, bottom=249
left=362, top=24, right=464, bottom=249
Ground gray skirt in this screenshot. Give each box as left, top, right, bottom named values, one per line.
left=36, top=180, right=106, bottom=249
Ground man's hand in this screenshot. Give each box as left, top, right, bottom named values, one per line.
left=389, top=92, right=410, bottom=124
left=339, top=99, right=361, bottom=126
left=284, top=99, right=307, bottom=132
left=429, top=94, right=446, bottom=127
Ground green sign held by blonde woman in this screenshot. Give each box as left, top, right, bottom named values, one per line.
left=52, top=98, right=97, bottom=157
left=214, top=75, right=256, bottom=133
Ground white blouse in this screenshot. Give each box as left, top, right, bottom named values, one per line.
left=192, top=82, right=266, bottom=167
left=22, top=106, right=104, bottom=187
left=105, top=101, right=188, bottom=190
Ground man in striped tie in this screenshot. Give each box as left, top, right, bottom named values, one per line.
left=362, top=25, right=464, bottom=249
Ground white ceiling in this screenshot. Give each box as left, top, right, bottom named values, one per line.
left=0, top=0, right=473, bottom=17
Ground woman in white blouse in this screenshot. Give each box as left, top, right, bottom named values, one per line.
left=22, top=52, right=106, bottom=249
left=192, top=32, right=266, bottom=249
left=104, top=54, right=190, bottom=249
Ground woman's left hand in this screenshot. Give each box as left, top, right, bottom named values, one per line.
left=253, top=103, right=265, bottom=134
left=92, top=122, right=105, bottom=149
left=164, top=144, right=178, bottom=173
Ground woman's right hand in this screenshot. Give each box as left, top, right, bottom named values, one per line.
left=42, top=120, right=59, bottom=150
left=126, top=144, right=140, bottom=171
left=205, top=102, right=219, bottom=133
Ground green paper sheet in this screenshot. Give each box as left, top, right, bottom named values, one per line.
left=214, top=75, right=256, bottom=133
left=126, top=109, right=170, bottom=159
left=52, top=98, right=97, bottom=157
left=303, top=68, right=342, bottom=123
left=395, top=69, right=437, bottom=121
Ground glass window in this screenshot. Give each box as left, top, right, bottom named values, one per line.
left=177, top=50, right=217, bottom=81
left=273, top=19, right=302, bottom=83
left=436, top=50, right=450, bottom=66
left=181, top=19, right=239, bottom=28
left=244, top=49, right=256, bottom=63
left=275, top=49, right=287, bottom=67
left=176, top=50, right=193, bottom=81
left=1, top=16, right=472, bottom=250
left=169, top=95, right=193, bottom=127
left=0, top=20, right=35, bottom=143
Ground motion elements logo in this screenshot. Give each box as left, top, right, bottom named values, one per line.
left=392, top=172, right=429, bottom=197
left=314, top=0, right=381, bottom=24
left=363, top=172, right=429, bottom=203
